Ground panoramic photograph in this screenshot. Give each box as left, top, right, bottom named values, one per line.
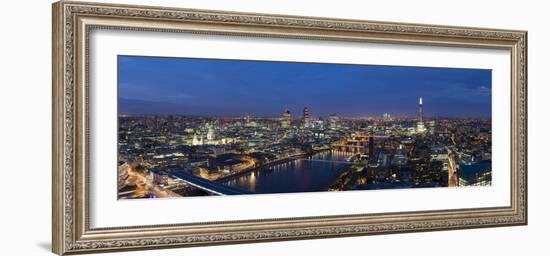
left=117, top=55, right=492, bottom=199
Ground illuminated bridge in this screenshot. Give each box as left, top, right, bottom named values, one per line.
left=171, top=170, right=251, bottom=196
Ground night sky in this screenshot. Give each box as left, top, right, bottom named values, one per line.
left=118, top=55, right=492, bottom=118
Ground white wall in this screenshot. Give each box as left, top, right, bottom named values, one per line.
left=0, top=0, right=547, bottom=255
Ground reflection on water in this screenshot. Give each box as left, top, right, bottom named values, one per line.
left=223, top=151, right=353, bottom=194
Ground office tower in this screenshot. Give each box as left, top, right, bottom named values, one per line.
left=303, top=106, right=310, bottom=128
left=281, top=109, right=292, bottom=128
left=416, top=97, right=426, bottom=133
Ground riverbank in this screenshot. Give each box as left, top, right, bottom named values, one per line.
left=327, top=164, right=365, bottom=191
left=219, top=150, right=354, bottom=194
left=215, top=149, right=331, bottom=182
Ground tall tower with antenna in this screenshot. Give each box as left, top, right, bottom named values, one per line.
left=418, top=97, right=423, bottom=122
left=416, top=97, right=426, bottom=133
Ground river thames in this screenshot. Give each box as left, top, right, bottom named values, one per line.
left=222, top=151, right=354, bottom=194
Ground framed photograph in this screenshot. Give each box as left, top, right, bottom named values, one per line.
left=52, top=1, right=527, bottom=255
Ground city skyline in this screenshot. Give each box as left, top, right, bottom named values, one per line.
left=117, top=55, right=492, bottom=199
left=118, top=55, right=492, bottom=118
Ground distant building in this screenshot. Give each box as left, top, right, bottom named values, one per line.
left=328, top=113, right=338, bottom=129
left=383, top=113, right=393, bottom=122
left=192, top=133, right=203, bottom=146
left=206, top=124, right=215, bottom=141
left=281, top=109, right=292, bottom=128
left=303, top=106, right=310, bottom=128
left=427, top=120, right=436, bottom=134
left=244, top=113, right=250, bottom=124
left=416, top=97, right=427, bottom=133
left=332, top=134, right=378, bottom=155
left=149, top=169, right=169, bottom=186
left=312, top=119, right=324, bottom=129
left=367, top=136, right=375, bottom=159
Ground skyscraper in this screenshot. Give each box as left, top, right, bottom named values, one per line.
left=303, top=106, right=310, bottom=128
left=418, top=97, right=423, bottom=122
left=368, top=136, right=375, bottom=159
left=416, top=97, right=427, bottom=133
left=383, top=113, right=393, bottom=122
left=281, top=109, right=292, bottom=129
left=328, top=113, right=338, bottom=129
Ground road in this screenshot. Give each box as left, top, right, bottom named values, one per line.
left=448, top=153, right=458, bottom=187
left=124, top=165, right=180, bottom=198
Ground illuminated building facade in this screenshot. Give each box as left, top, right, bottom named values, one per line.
left=328, top=113, right=338, bottom=129
left=416, top=97, right=427, bottom=133
left=206, top=123, right=216, bottom=141
left=303, top=106, right=310, bottom=128
left=281, top=109, right=292, bottom=128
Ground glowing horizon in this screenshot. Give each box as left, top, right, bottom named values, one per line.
left=118, top=55, right=492, bottom=118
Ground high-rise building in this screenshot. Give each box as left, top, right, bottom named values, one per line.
left=281, top=109, right=292, bottom=128
left=328, top=113, right=338, bottom=129
left=368, top=136, right=375, bottom=159
left=418, top=97, right=423, bottom=122
left=244, top=113, right=250, bottom=124
left=416, top=97, right=427, bottom=133
left=303, top=106, right=310, bottom=128
left=383, top=113, right=393, bottom=122
left=427, top=120, right=436, bottom=134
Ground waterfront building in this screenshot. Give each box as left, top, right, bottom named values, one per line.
left=331, top=134, right=385, bottom=155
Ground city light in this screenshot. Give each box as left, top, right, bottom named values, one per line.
left=118, top=98, right=491, bottom=199
left=116, top=56, right=492, bottom=199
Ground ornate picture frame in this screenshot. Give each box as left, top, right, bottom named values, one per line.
left=52, top=1, right=527, bottom=255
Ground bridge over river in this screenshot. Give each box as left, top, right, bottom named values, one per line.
left=171, top=154, right=357, bottom=195
left=299, top=158, right=356, bottom=165
left=171, top=170, right=251, bottom=196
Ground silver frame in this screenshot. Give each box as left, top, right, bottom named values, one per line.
left=52, top=1, right=527, bottom=255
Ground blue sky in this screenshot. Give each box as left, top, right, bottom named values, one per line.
left=118, top=55, right=492, bottom=118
